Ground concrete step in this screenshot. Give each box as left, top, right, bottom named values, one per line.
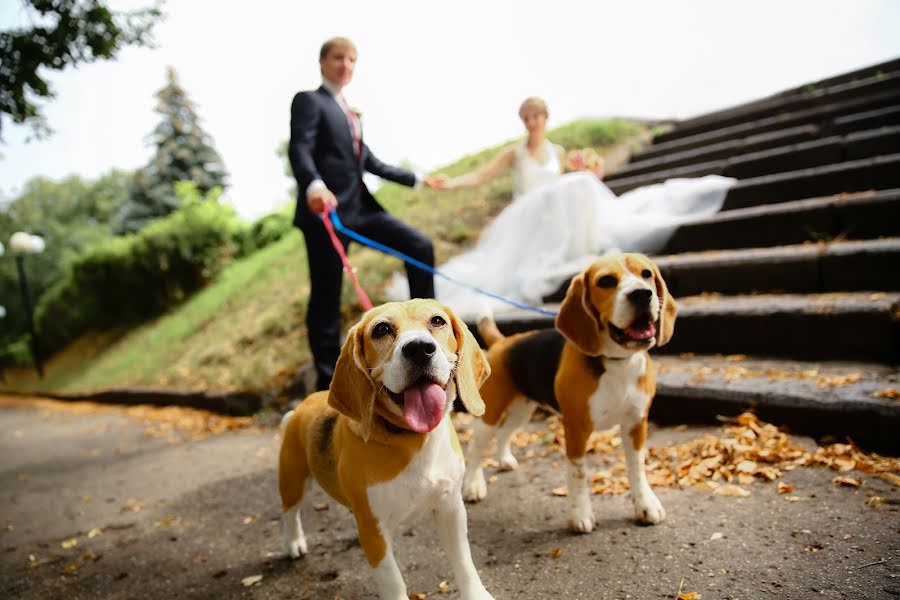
left=542, top=239, right=900, bottom=302
left=606, top=125, right=821, bottom=181
left=664, top=189, right=900, bottom=253
left=656, top=239, right=900, bottom=297
left=721, top=153, right=900, bottom=210
left=655, top=69, right=900, bottom=144
left=607, top=126, right=900, bottom=193
left=833, top=104, right=900, bottom=134
left=481, top=291, right=900, bottom=362
left=634, top=89, right=900, bottom=162
left=650, top=354, right=900, bottom=454
left=662, top=291, right=900, bottom=361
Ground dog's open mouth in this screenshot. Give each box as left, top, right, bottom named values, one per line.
left=610, top=315, right=656, bottom=346
left=387, top=377, right=447, bottom=433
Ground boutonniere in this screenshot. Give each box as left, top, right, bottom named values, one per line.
left=350, top=107, right=363, bottom=122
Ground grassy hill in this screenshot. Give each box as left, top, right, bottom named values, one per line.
left=3, top=119, right=645, bottom=397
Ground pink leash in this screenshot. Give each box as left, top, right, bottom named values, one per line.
left=321, top=206, right=373, bottom=311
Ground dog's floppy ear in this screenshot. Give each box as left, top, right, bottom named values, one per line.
left=328, top=322, right=376, bottom=441
left=556, top=270, right=604, bottom=355
left=448, top=307, right=491, bottom=416
left=650, top=260, right=677, bottom=347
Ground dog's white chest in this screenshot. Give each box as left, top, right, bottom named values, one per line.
left=588, top=353, right=651, bottom=430
left=367, top=418, right=463, bottom=529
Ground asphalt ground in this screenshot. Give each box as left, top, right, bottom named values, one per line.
left=1, top=396, right=898, bottom=600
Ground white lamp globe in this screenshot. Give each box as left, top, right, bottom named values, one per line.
left=10, top=232, right=45, bottom=255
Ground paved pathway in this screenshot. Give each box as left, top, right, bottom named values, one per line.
left=1, top=396, right=898, bottom=599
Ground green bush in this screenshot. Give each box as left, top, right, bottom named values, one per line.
left=34, top=184, right=242, bottom=354
left=237, top=211, right=294, bottom=256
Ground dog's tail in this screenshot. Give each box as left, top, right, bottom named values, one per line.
left=477, top=314, right=505, bottom=348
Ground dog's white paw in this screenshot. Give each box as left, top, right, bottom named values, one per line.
left=498, top=453, right=519, bottom=471
left=284, top=534, right=308, bottom=559
left=463, top=469, right=487, bottom=502
left=569, top=513, right=595, bottom=534
left=633, top=491, right=666, bottom=525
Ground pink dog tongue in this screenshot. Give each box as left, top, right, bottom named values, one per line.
left=402, top=382, right=446, bottom=433
left=626, top=322, right=656, bottom=341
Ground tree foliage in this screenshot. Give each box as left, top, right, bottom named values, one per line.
left=0, top=170, right=129, bottom=359
left=0, top=0, right=163, bottom=139
left=115, top=67, right=228, bottom=234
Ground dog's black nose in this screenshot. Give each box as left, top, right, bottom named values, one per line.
left=402, top=339, right=436, bottom=366
left=628, top=288, right=653, bottom=305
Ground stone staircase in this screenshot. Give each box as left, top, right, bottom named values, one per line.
left=480, top=58, right=900, bottom=452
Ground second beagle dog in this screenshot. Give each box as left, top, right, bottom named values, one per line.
left=279, top=299, right=494, bottom=600
left=462, top=254, right=677, bottom=532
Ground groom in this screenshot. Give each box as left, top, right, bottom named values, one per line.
left=289, top=36, right=443, bottom=391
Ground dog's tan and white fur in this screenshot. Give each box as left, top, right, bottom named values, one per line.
left=279, top=299, right=493, bottom=600
left=462, top=254, right=677, bottom=532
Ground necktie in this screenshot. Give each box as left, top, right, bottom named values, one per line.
left=338, top=94, right=362, bottom=158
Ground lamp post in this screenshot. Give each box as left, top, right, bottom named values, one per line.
left=10, top=232, right=46, bottom=378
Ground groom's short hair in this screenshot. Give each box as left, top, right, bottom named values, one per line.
left=320, top=37, right=357, bottom=60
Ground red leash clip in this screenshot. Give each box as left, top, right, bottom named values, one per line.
left=321, top=206, right=373, bottom=311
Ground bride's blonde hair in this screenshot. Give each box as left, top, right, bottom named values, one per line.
left=519, top=97, right=549, bottom=119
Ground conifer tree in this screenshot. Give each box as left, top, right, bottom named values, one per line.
left=116, top=67, right=227, bottom=233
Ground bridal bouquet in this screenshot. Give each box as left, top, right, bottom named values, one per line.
left=565, top=147, right=605, bottom=178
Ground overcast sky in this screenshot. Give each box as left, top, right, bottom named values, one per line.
left=1, top=0, right=899, bottom=220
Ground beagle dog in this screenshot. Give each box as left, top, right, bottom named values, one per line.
left=462, top=254, right=677, bottom=532
left=279, top=299, right=494, bottom=600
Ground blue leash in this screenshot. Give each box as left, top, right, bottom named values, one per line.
left=325, top=211, right=559, bottom=317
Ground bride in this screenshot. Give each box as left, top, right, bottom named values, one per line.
left=392, top=97, right=735, bottom=318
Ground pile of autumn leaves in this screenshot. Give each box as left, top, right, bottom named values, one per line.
left=505, top=412, right=900, bottom=498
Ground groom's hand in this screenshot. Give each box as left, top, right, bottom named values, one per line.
left=308, top=187, right=338, bottom=213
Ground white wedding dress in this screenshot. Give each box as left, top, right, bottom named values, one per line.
left=390, top=139, right=735, bottom=318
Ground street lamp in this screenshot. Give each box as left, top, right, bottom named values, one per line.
left=9, top=232, right=46, bottom=378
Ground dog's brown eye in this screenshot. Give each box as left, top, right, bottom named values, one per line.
left=372, top=322, right=393, bottom=338
left=641, top=269, right=652, bottom=279
left=430, top=315, right=447, bottom=328
left=597, top=275, right=618, bottom=288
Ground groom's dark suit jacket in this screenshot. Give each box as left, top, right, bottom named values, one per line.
left=289, top=86, right=417, bottom=227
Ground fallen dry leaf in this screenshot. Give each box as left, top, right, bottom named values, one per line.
left=714, top=484, right=751, bottom=497
left=817, top=373, right=862, bottom=388
left=551, top=486, right=568, bottom=497
left=872, top=387, right=900, bottom=399
left=678, top=593, right=701, bottom=600
left=121, top=499, right=143, bottom=513
left=87, top=528, right=102, bottom=538
left=777, top=482, right=795, bottom=494
left=438, top=580, right=450, bottom=593
left=63, top=562, right=80, bottom=574
left=60, top=538, right=78, bottom=549
left=551, top=547, right=563, bottom=558
left=241, top=574, right=263, bottom=587
left=833, top=476, right=861, bottom=488
left=878, top=472, right=900, bottom=486
left=866, top=496, right=884, bottom=508
left=709, top=532, right=723, bottom=541
left=409, top=594, right=426, bottom=600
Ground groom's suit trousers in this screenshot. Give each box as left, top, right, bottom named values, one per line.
left=300, top=208, right=434, bottom=392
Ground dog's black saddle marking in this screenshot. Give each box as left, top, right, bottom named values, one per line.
left=505, top=329, right=566, bottom=412
left=318, top=413, right=337, bottom=453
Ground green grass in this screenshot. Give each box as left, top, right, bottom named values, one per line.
left=3, top=118, right=644, bottom=395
